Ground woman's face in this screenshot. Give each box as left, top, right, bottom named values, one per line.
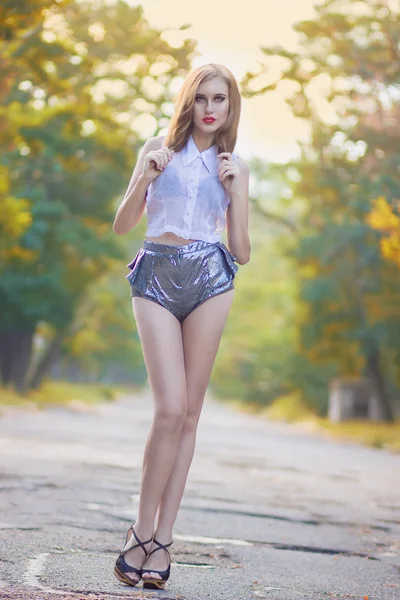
left=192, top=77, right=230, bottom=135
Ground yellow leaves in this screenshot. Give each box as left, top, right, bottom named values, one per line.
left=5, top=246, right=37, bottom=262
left=81, top=216, right=110, bottom=234
left=0, top=166, right=32, bottom=236
left=381, top=234, right=400, bottom=261
left=366, top=196, right=400, bottom=231
left=366, top=196, right=400, bottom=267
left=0, top=197, right=32, bottom=236
left=69, top=328, right=107, bottom=356
left=0, top=169, right=10, bottom=195
left=0, top=165, right=35, bottom=263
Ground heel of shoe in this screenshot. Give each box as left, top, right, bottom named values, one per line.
left=113, top=523, right=153, bottom=587
left=141, top=537, right=173, bottom=590
left=142, top=578, right=167, bottom=590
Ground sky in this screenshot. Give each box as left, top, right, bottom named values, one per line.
left=135, top=0, right=319, bottom=163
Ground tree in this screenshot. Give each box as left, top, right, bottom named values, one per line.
left=0, top=0, right=196, bottom=392
left=240, top=0, right=400, bottom=420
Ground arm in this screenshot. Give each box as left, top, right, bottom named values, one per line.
left=225, top=156, right=251, bottom=264
left=113, top=136, right=164, bottom=235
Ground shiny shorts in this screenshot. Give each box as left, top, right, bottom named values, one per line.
left=126, top=239, right=239, bottom=323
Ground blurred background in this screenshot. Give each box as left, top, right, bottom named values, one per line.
left=1, top=0, right=399, bottom=450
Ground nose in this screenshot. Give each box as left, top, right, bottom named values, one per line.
left=205, top=100, right=214, bottom=114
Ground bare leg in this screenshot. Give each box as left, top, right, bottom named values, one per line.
left=141, top=289, right=234, bottom=580
left=122, top=297, right=187, bottom=583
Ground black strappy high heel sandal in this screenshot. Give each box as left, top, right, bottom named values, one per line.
left=114, top=523, right=153, bottom=587
left=141, top=538, right=173, bottom=590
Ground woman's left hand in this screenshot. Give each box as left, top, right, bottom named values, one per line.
left=217, top=153, right=240, bottom=196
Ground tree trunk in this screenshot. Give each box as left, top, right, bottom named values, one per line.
left=0, top=331, right=34, bottom=393
left=27, top=331, right=65, bottom=390
left=365, top=345, right=394, bottom=422
left=0, top=332, right=14, bottom=385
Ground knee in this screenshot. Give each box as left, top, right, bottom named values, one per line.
left=183, top=410, right=201, bottom=432
left=154, top=395, right=187, bottom=431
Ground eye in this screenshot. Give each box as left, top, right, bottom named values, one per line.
left=195, top=95, right=226, bottom=102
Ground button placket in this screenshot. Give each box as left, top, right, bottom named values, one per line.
left=184, top=158, right=199, bottom=227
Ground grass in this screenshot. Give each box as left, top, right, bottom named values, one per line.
left=0, top=380, right=133, bottom=413
left=315, top=417, right=400, bottom=452
left=233, top=392, right=400, bottom=453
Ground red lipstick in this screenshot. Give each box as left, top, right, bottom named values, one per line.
left=203, top=117, right=216, bottom=123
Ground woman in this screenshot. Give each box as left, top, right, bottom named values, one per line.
left=112, top=63, right=250, bottom=590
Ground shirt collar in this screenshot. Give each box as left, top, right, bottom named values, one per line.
left=181, top=133, right=218, bottom=173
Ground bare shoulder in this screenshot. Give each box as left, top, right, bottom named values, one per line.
left=235, top=155, right=249, bottom=175
left=144, top=135, right=166, bottom=151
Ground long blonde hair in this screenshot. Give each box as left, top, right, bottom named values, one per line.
left=163, top=64, right=241, bottom=154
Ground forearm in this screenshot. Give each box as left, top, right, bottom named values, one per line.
left=113, top=174, right=151, bottom=235
left=226, top=190, right=251, bottom=264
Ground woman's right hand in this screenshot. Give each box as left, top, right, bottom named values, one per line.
left=142, top=146, right=174, bottom=182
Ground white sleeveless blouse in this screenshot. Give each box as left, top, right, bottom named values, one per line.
left=145, top=134, right=237, bottom=243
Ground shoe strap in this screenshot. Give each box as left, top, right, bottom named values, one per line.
left=123, top=525, right=153, bottom=557
left=146, top=537, right=173, bottom=560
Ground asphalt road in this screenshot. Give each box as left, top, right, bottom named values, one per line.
left=0, top=389, right=399, bottom=600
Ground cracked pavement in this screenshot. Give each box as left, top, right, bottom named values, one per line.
left=0, top=389, right=399, bottom=599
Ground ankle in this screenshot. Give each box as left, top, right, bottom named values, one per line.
left=132, top=520, right=154, bottom=542
left=153, top=527, right=173, bottom=545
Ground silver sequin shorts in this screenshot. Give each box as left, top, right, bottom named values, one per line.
left=126, top=239, right=239, bottom=322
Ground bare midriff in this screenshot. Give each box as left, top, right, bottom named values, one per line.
left=145, top=232, right=198, bottom=246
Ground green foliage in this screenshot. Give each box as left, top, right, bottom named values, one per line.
left=237, top=0, right=400, bottom=418
left=211, top=215, right=297, bottom=405
left=0, top=0, right=196, bottom=388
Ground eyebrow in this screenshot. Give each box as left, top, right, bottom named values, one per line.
left=195, top=93, right=227, bottom=97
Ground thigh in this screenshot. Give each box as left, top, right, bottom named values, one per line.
left=132, top=297, right=186, bottom=413
left=181, top=289, right=234, bottom=417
